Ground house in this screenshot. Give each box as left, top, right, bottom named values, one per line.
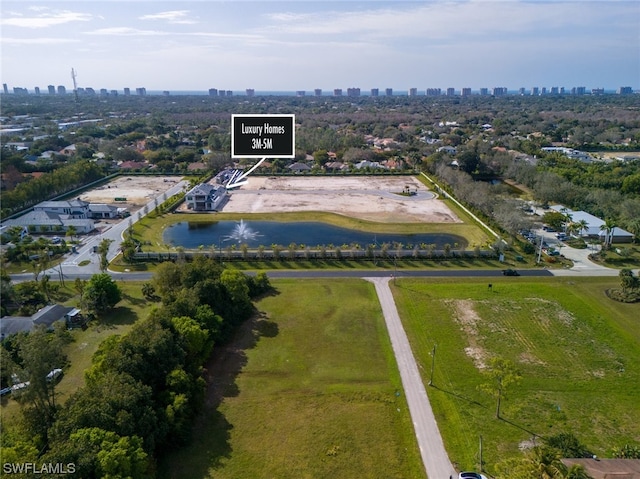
left=0, top=305, right=82, bottom=340
left=185, top=183, right=227, bottom=211
left=35, top=199, right=90, bottom=218
left=288, top=162, right=312, bottom=173
left=550, top=205, right=634, bottom=243
left=437, top=146, right=457, bottom=155
left=3, top=199, right=96, bottom=234
left=59, top=144, right=77, bottom=156
left=88, top=203, right=119, bottom=219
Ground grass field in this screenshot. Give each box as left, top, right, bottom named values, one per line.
left=160, top=279, right=425, bottom=479
left=392, top=277, right=640, bottom=474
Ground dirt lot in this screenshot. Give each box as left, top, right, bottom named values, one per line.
left=79, top=175, right=183, bottom=211
left=218, top=176, right=461, bottom=223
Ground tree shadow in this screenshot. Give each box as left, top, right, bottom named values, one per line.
left=160, top=309, right=279, bottom=478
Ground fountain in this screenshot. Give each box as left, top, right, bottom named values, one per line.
left=222, top=219, right=262, bottom=243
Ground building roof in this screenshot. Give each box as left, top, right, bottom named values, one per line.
left=550, top=206, right=633, bottom=237
left=88, top=203, right=118, bottom=213
left=0, top=304, right=76, bottom=339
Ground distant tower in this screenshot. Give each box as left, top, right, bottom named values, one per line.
left=385, top=88, right=393, bottom=96
left=124, top=87, right=130, bottom=96
left=35, top=87, right=40, bottom=95
left=246, top=89, right=255, bottom=97
left=408, top=88, right=417, bottom=97
left=208, top=88, right=218, bottom=96
left=48, top=85, right=56, bottom=95
left=71, top=67, right=79, bottom=103
left=3, top=83, right=8, bottom=94
left=57, top=85, right=66, bottom=94
left=314, top=89, right=322, bottom=96
left=371, top=88, right=379, bottom=97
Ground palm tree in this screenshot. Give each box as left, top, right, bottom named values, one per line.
left=599, top=218, right=617, bottom=249
left=576, top=219, right=589, bottom=238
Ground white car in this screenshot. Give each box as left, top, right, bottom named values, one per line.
left=458, top=473, right=488, bottom=479
left=46, top=368, right=63, bottom=382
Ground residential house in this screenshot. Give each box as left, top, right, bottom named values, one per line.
left=0, top=305, right=82, bottom=340
left=185, top=183, right=227, bottom=211
left=88, top=203, right=119, bottom=219
left=288, top=162, right=312, bottom=173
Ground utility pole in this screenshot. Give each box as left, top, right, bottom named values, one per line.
left=428, top=343, right=436, bottom=386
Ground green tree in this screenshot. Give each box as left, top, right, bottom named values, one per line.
left=81, top=273, right=122, bottom=316
left=611, top=443, right=640, bottom=459
left=478, top=357, right=522, bottom=418
left=545, top=432, right=591, bottom=458
left=619, top=268, right=638, bottom=293
left=15, top=324, right=70, bottom=447
left=98, top=238, right=114, bottom=272
left=599, top=218, right=616, bottom=249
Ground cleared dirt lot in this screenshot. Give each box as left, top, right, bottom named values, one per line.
left=79, top=175, right=182, bottom=211
left=219, top=176, right=461, bottom=223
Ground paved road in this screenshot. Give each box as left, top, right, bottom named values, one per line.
left=367, top=276, right=456, bottom=479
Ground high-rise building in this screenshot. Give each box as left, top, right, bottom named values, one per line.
left=480, top=88, right=489, bottom=96
left=296, top=90, right=306, bottom=97
left=57, top=85, right=66, bottom=95
left=492, top=87, right=507, bottom=96
left=226, top=90, right=233, bottom=96
left=314, top=89, right=322, bottom=96
left=541, top=87, right=547, bottom=95
left=13, top=87, right=29, bottom=95
left=461, top=88, right=472, bottom=97
left=34, top=87, right=40, bottom=95
left=48, top=85, right=56, bottom=95
left=2, top=83, right=8, bottom=95
left=385, top=88, right=393, bottom=96
left=531, top=87, right=539, bottom=96
left=550, top=86, right=559, bottom=95
left=347, top=87, right=360, bottom=97
left=408, top=88, right=418, bottom=97
left=591, top=88, right=604, bottom=95
left=618, top=86, right=633, bottom=94
left=572, top=86, right=586, bottom=95
left=426, top=88, right=441, bottom=96
left=124, top=87, right=131, bottom=96
left=370, top=88, right=379, bottom=97
left=110, top=90, right=118, bottom=96
left=208, top=88, right=218, bottom=96
left=333, top=89, right=342, bottom=96
left=136, top=87, right=147, bottom=96
left=518, top=87, right=526, bottom=95
left=100, top=88, right=108, bottom=96
left=446, top=87, right=455, bottom=96
left=246, top=89, right=255, bottom=96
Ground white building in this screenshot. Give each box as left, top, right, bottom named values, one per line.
left=185, top=184, right=227, bottom=211
left=550, top=206, right=634, bottom=243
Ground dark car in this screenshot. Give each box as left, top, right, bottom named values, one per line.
left=502, top=269, right=520, bottom=276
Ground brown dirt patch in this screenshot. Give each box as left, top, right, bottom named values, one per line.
left=212, top=176, right=461, bottom=223
left=78, top=175, right=183, bottom=209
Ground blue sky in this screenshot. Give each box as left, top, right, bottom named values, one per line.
left=1, top=1, right=638, bottom=92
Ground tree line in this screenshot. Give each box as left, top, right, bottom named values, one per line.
left=1, top=259, right=271, bottom=478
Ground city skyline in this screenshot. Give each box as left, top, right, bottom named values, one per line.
left=1, top=1, right=639, bottom=92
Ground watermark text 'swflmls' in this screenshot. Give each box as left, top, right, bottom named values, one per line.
left=3, top=463, right=76, bottom=474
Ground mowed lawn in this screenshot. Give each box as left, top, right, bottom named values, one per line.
left=161, top=278, right=425, bottom=479
left=392, top=277, right=640, bottom=474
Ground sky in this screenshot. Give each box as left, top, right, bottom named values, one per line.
left=1, top=1, right=638, bottom=93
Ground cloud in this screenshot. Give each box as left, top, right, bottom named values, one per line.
left=1, top=37, right=80, bottom=45
left=139, top=10, right=197, bottom=24
left=0, top=9, right=93, bottom=28
left=84, top=27, right=167, bottom=36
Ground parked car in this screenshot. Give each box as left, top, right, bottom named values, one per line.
left=459, top=472, right=487, bottom=479
left=46, top=368, right=63, bottom=382
left=51, top=236, right=61, bottom=244
left=502, top=269, right=520, bottom=276
left=542, top=225, right=556, bottom=232
left=555, top=233, right=567, bottom=240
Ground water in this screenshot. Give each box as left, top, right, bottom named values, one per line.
left=163, top=220, right=467, bottom=249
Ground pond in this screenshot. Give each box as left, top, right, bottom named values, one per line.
left=163, top=220, right=467, bottom=249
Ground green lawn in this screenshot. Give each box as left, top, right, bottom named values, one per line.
left=392, top=277, right=640, bottom=474
left=160, top=279, right=425, bottom=479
